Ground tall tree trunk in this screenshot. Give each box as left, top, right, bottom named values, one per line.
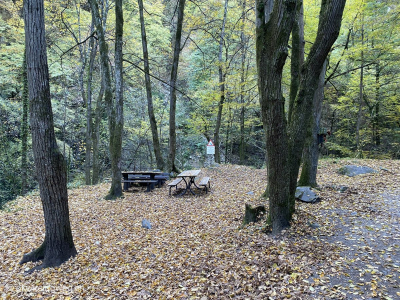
left=21, top=0, right=77, bottom=270
left=374, top=61, right=380, bottom=146
left=109, top=0, right=124, bottom=198
left=85, top=23, right=96, bottom=185
left=256, top=0, right=297, bottom=234
left=138, top=0, right=164, bottom=170
left=92, top=84, right=104, bottom=185
left=89, top=0, right=123, bottom=198
left=73, top=1, right=89, bottom=109
left=168, top=0, right=186, bottom=173
left=355, top=21, right=364, bottom=152
left=214, top=0, right=229, bottom=164
left=21, top=48, right=29, bottom=195
left=287, top=0, right=346, bottom=214
left=288, top=0, right=304, bottom=124
left=298, top=60, right=327, bottom=187
left=239, top=0, right=247, bottom=165
left=257, top=0, right=346, bottom=234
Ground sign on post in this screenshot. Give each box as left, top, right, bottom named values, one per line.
left=206, top=140, right=215, bottom=155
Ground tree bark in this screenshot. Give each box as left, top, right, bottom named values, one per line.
left=168, top=0, right=186, bottom=173
left=138, top=0, right=164, bottom=170
left=256, top=0, right=297, bottom=234
left=298, top=60, right=327, bottom=187
left=214, top=0, right=229, bottom=164
left=288, top=0, right=304, bottom=124
left=110, top=0, right=124, bottom=197
left=21, top=47, right=29, bottom=195
left=21, top=0, right=77, bottom=270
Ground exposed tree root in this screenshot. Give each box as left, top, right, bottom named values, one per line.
left=19, top=241, right=45, bottom=265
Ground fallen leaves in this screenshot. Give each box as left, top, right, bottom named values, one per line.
left=0, top=160, right=399, bottom=299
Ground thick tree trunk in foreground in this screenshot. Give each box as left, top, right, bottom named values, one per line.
left=21, top=0, right=77, bottom=270
left=257, top=0, right=346, bottom=234
left=168, top=0, right=186, bottom=173
left=138, top=0, right=164, bottom=170
left=256, top=0, right=297, bottom=234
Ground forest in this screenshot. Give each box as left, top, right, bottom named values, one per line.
left=0, top=0, right=399, bottom=206
left=0, top=0, right=400, bottom=297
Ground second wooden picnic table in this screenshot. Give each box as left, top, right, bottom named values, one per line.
left=122, top=170, right=164, bottom=192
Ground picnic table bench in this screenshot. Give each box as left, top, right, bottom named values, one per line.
left=198, top=176, right=211, bottom=193
left=168, top=177, right=183, bottom=196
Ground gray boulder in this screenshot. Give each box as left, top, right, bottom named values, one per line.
left=295, top=186, right=320, bottom=203
left=338, top=165, right=377, bottom=177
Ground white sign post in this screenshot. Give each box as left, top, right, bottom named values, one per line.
left=206, top=140, right=215, bottom=166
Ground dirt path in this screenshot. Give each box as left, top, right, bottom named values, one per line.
left=304, top=161, right=400, bottom=299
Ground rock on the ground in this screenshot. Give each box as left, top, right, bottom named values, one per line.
left=337, top=165, right=377, bottom=177
left=142, top=219, right=151, bottom=229
left=295, top=186, right=320, bottom=203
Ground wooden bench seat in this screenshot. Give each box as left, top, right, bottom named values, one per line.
left=199, top=177, right=211, bottom=194
left=168, top=178, right=183, bottom=196
left=122, top=179, right=158, bottom=192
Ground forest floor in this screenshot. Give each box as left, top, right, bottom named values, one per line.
left=0, top=159, right=399, bottom=299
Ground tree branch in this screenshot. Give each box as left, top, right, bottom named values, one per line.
left=123, top=58, right=202, bottom=108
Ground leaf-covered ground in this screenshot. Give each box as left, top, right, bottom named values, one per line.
left=0, top=159, right=399, bottom=299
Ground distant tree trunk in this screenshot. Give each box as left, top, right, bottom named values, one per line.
left=214, top=0, right=229, bottom=164
left=89, top=0, right=123, bottom=198
left=21, top=0, right=77, bottom=270
left=239, top=0, right=247, bottom=165
left=374, top=61, right=381, bottom=146
left=138, top=0, right=164, bottom=170
left=92, top=84, right=104, bottom=185
left=355, top=21, right=364, bottom=152
left=256, top=0, right=296, bottom=234
left=168, top=0, right=186, bottom=173
left=21, top=48, right=29, bottom=194
left=288, top=0, right=304, bottom=124
left=298, top=60, right=327, bottom=187
left=85, top=23, right=96, bottom=185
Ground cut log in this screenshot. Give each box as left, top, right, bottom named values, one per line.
left=243, top=203, right=266, bottom=225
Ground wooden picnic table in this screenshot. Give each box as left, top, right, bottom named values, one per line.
left=121, top=170, right=163, bottom=192
left=176, top=169, right=201, bottom=196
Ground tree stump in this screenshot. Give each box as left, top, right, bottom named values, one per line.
left=243, top=203, right=266, bottom=226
